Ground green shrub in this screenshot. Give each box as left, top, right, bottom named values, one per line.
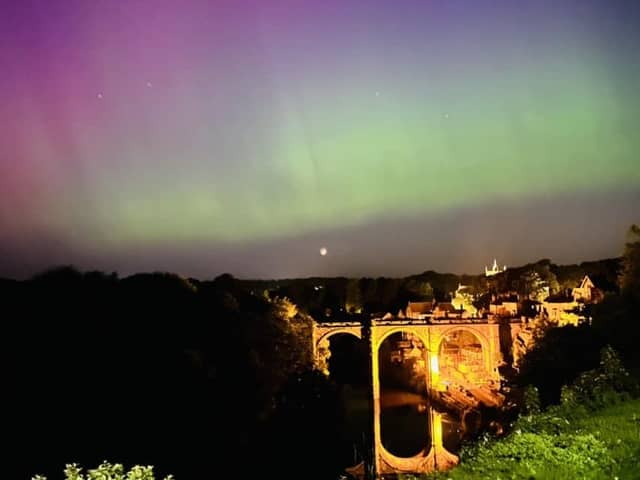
left=513, top=346, right=637, bottom=436
left=522, top=384, right=541, bottom=414
left=32, top=461, right=174, bottom=480
left=457, top=430, right=610, bottom=479
left=563, top=345, right=638, bottom=411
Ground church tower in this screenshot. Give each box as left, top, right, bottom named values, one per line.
left=485, top=259, right=506, bottom=277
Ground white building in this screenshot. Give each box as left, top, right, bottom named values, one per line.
left=485, top=259, right=507, bottom=277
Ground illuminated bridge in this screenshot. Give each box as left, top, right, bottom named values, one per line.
left=312, top=316, right=504, bottom=478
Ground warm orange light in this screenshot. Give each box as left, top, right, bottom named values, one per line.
left=430, top=354, right=439, bottom=375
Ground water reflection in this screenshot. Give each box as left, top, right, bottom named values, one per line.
left=442, top=412, right=464, bottom=453
left=379, top=332, right=430, bottom=457
left=327, top=330, right=473, bottom=470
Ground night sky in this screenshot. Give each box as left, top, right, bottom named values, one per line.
left=1, top=0, right=639, bottom=279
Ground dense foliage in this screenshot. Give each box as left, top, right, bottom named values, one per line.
left=32, top=462, right=173, bottom=480
left=6, top=269, right=338, bottom=479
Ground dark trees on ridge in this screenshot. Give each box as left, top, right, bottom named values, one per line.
left=4, top=269, right=325, bottom=480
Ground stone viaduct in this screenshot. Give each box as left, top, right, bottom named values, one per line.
left=312, top=317, right=504, bottom=478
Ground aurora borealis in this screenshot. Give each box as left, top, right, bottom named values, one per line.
left=1, top=0, right=639, bottom=279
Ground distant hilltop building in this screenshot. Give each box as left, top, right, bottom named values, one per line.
left=485, top=259, right=507, bottom=277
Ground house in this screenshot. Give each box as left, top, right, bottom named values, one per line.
left=406, top=301, right=434, bottom=320
left=571, top=275, right=602, bottom=303
left=489, top=293, right=519, bottom=317
left=542, top=293, right=582, bottom=324
left=489, top=300, right=518, bottom=317
left=432, top=302, right=466, bottom=319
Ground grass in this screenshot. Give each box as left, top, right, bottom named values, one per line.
left=570, top=399, right=640, bottom=479
left=406, top=398, right=640, bottom=480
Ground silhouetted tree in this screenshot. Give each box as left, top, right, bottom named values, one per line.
left=517, top=325, right=604, bottom=406
left=620, top=224, right=640, bottom=301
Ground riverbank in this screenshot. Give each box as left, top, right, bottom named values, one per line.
left=414, top=397, right=640, bottom=480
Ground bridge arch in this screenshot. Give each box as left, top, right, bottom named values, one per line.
left=436, top=327, right=492, bottom=386
left=312, top=324, right=363, bottom=373
left=376, top=329, right=431, bottom=464
left=437, top=325, right=490, bottom=354
left=373, top=326, right=430, bottom=354
left=311, top=324, right=369, bottom=472
left=312, top=323, right=363, bottom=368
left=316, top=327, right=362, bottom=346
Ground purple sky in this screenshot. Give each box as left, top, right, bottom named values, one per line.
left=1, top=0, right=639, bottom=279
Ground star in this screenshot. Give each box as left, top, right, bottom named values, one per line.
left=375, top=91, right=380, bottom=97
left=319, top=247, right=328, bottom=256
left=97, top=93, right=103, bottom=99
left=146, top=81, right=153, bottom=88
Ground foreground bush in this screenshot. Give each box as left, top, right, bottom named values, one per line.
left=32, top=461, right=174, bottom=480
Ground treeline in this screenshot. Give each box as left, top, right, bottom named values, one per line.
left=3, top=269, right=348, bottom=480
left=241, top=257, right=621, bottom=319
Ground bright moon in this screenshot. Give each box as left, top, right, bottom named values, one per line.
left=319, top=247, right=328, bottom=256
